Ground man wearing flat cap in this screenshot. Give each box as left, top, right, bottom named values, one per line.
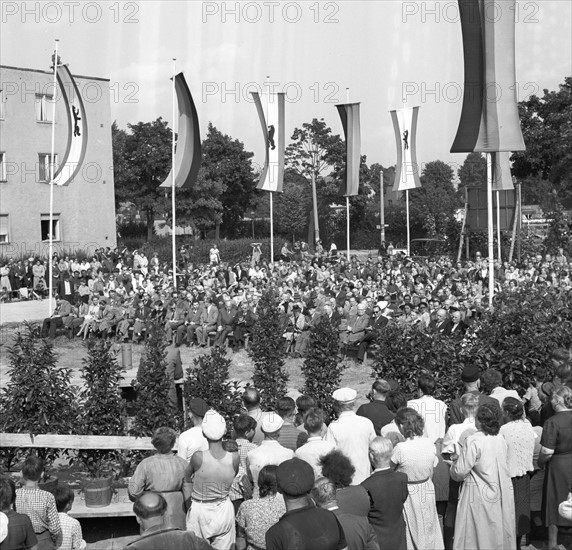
left=185, top=410, right=238, bottom=549
left=325, top=388, right=376, bottom=485
left=265, top=458, right=348, bottom=550
left=447, top=366, right=500, bottom=427
left=246, top=415, right=294, bottom=496
left=177, top=398, right=209, bottom=462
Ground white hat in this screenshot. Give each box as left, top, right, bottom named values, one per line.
left=376, top=301, right=389, bottom=311
left=332, top=387, right=357, bottom=403
left=201, top=410, right=226, bottom=440
left=261, top=414, right=284, bottom=434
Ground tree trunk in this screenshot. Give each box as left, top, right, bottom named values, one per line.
left=146, top=211, right=154, bottom=241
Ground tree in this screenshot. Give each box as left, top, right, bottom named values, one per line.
left=201, top=124, right=258, bottom=239
left=248, top=289, right=289, bottom=409
left=458, top=152, right=486, bottom=188
left=512, top=77, right=572, bottom=207
left=113, top=118, right=171, bottom=240
left=410, top=160, right=463, bottom=238
left=286, top=118, right=345, bottom=245
left=274, top=174, right=311, bottom=241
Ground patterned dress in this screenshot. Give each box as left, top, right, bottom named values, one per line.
left=391, top=437, right=444, bottom=550
left=237, top=494, right=286, bottom=549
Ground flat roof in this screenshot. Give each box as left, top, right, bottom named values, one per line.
left=0, top=64, right=110, bottom=82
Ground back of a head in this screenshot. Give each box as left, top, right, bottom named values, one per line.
left=481, top=369, right=502, bottom=394
left=460, top=393, right=480, bottom=417
left=0, top=476, right=15, bottom=511
left=151, top=427, right=177, bottom=454
left=243, top=387, right=261, bottom=409
left=303, top=408, right=324, bottom=435
left=418, top=374, right=436, bottom=396
left=22, top=455, right=43, bottom=482
left=320, top=449, right=355, bottom=489
left=311, top=477, right=337, bottom=508
left=233, top=414, right=256, bottom=437
left=556, top=362, right=572, bottom=386
left=258, top=465, right=279, bottom=498
left=502, top=397, right=524, bottom=422
left=386, top=391, right=407, bottom=413
left=296, top=395, right=316, bottom=415
left=476, top=403, right=501, bottom=435
left=369, top=436, right=394, bottom=468
left=552, top=385, right=572, bottom=409
left=276, top=397, right=296, bottom=419
left=53, top=483, right=74, bottom=513
left=133, top=492, right=167, bottom=520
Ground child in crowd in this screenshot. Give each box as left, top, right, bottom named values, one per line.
left=15, top=455, right=61, bottom=549
left=229, top=414, right=258, bottom=513
left=53, top=484, right=86, bottom=550
left=0, top=475, right=37, bottom=549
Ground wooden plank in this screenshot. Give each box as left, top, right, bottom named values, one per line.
left=69, top=488, right=135, bottom=518
left=0, top=433, right=156, bottom=450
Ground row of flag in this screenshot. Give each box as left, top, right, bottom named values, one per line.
left=53, top=0, right=524, bottom=195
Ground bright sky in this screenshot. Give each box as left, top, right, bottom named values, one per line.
left=2, top=0, right=571, bottom=175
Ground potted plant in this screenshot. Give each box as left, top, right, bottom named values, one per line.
left=0, top=323, right=78, bottom=488
left=77, top=338, right=126, bottom=507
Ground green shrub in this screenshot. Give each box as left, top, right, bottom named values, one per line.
left=130, top=320, right=177, bottom=436
left=371, top=286, right=572, bottom=402
left=248, top=289, right=289, bottom=409
left=78, top=339, right=127, bottom=478
left=0, top=323, right=78, bottom=476
left=184, top=346, right=243, bottom=431
left=301, top=317, right=346, bottom=419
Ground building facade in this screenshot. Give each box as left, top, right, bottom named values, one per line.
left=0, top=64, right=116, bottom=257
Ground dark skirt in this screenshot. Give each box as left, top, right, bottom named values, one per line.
left=543, top=453, right=572, bottom=527
left=512, top=474, right=531, bottom=536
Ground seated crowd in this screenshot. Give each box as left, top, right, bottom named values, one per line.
left=17, top=243, right=570, bottom=363
left=2, top=358, right=571, bottom=550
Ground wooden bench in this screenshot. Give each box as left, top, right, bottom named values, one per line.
left=0, top=433, right=158, bottom=519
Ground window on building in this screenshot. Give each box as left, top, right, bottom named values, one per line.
left=40, top=214, right=61, bottom=241
left=38, top=153, right=58, bottom=182
left=0, top=215, right=9, bottom=243
left=35, top=94, right=54, bottom=122
left=0, top=152, right=6, bottom=182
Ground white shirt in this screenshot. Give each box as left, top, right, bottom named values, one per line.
left=407, top=395, right=448, bottom=442
left=295, top=436, right=335, bottom=479
left=247, top=440, right=294, bottom=489
left=441, top=417, right=477, bottom=457
left=324, top=410, right=376, bottom=485
left=177, top=426, right=208, bottom=461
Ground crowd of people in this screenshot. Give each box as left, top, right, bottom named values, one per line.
left=2, top=241, right=568, bottom=364
left=2, top=360, right=571, bottom=550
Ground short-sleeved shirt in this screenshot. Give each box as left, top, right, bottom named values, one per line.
left=541, top=410, right=572, bottom=455
left=15, top=487, right=61, bottom=539
left=56, top=512, right=85, bottom=550
left=236, top=494, right=286, bottom=549
left=0, top=510, right=37, bottom=550
left=265, top=505, right=346, bottom=550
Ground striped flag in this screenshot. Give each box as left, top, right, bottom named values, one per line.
left=492, top=151, right=514, bottom=191
left=391, top=107, right=421, bottom=192
left=451, top=0, right=525, bottom=153
left=336, top=102, right=361, bottom=196
left=161, top=72, right=201, bottom=189
left=51, top=64, right=88, bottom=186
left=252, top=92, right=285, bottom=193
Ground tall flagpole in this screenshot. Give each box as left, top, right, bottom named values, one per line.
left=486, top=153, right=495, bottom=308
left=406, top=190, right=411, bottom=256
left=171, top=59, right=177, bottom=289
left=380, top=170, right=385, bottom=247
left=496, top=190, right=501, bottom=260
left=346, top=87, right=351, bottom=262
left=265, top=76, right=275, bottom=265
left=48, top=39, right=59, bottom=316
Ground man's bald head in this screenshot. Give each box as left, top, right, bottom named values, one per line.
left=133, top=492, right=167, bottom=520
left=242, top=387, right=261, bottom=409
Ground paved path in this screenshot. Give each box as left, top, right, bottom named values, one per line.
left=0, top=299, right=54, bottom=326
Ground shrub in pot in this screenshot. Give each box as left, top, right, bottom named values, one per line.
left=0, top=323, right=78, bottom=483
left=77, top=339, right=127, bottom=507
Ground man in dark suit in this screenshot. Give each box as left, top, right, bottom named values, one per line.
left=445, top=308, right=468, bottom=337
left=428, top=308, right=452, bottom=334
left=41, top=295, right=73, bottom=338
left=214, top=298, right=238, bottom=347
left=356, top=380, right=394, bottom=435
left=357, top=301, right=390, bottom=362
left=361, top=437, right=408, bottom=550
